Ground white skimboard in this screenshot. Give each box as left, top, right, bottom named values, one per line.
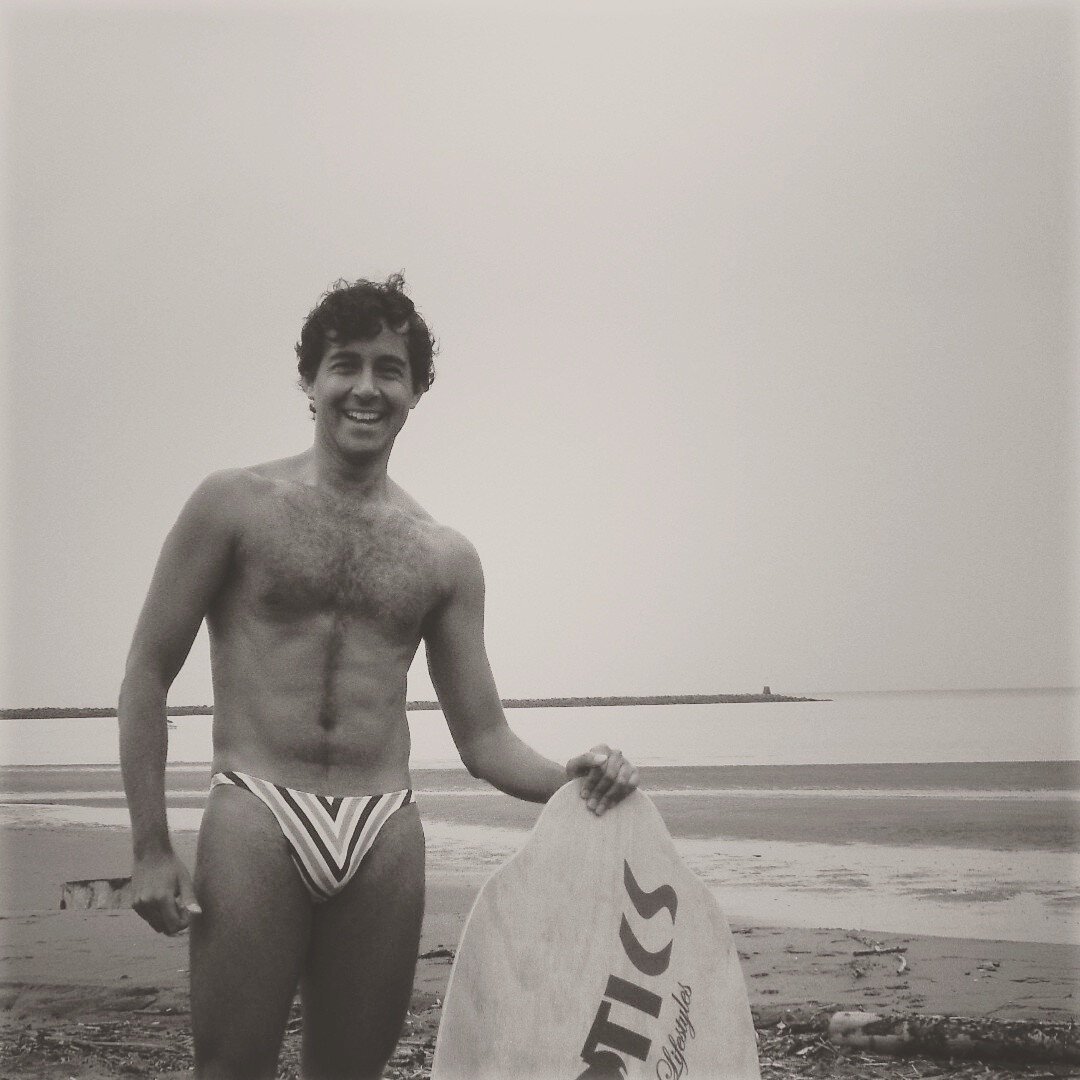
left=431, top=781, right=761, bottom=1079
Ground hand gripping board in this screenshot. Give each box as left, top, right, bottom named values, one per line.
left=431, top=781, right=761, bottom=1080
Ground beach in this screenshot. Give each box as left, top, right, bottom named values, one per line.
left=2, top=823, right=1078, bottom=1079
left=2, top=756, right=1078, bottom=1078
left=3, top=695, right=1078, bottom=1076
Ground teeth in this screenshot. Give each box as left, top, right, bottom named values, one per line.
left=345, top=410, right=381, bottom=421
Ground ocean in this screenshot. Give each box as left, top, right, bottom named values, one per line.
left=2, top=687, right=1077, bottom=768
left=2, top=689, right=1078, bottom=942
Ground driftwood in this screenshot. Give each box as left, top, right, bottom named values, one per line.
left=828, top=1010, right=1080, bottom=1065
left=60, top=877, right=133, bottom=911
left=45, top=1035, right=166, bottom=1053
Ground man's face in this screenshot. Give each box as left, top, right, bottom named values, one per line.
left=303, top=324, right=424, bottom=460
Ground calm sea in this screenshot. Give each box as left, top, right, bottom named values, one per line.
left=1, top=688, right=1077, bottom=768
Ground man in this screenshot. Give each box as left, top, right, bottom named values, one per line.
left=119, top=274, right=639, bottom=1080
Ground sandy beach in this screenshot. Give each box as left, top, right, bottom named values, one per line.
left=1, top=822, right=1077, bottom=1078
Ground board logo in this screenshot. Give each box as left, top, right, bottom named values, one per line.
left=656, top=982, right=695, bottom=1080
left=575, top=860, right=686, bottom=1078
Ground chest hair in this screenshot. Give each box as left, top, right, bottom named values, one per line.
left=242, top=488, right=439, bottom=636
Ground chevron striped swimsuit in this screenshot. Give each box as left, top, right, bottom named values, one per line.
left=210, top=770, right=414, bottom=903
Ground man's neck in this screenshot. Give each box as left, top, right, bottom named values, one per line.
left=308, top=439, right=393, bottom=501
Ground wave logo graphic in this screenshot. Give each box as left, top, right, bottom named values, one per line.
left=576, top=862, right=679, bottom=1078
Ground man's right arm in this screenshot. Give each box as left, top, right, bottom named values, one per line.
left=119, top=470, right=241, bottom=934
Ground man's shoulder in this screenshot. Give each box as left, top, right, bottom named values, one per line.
left=387, top=486, right=481, bottom=577
left=432, top=523, right=482, bottom=573
left=426, top=521, right=484, bottom=593
left=193, top=454, right=311, bottom=502
left=187, top=465, right=269, bottom=507
left=180, top=465, right=287, bottom=534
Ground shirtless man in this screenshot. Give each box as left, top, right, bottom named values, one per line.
left=119, top=275, right=639, bottom=1080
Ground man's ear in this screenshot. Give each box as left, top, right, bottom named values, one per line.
left=409, top=386, right=427, bottom=409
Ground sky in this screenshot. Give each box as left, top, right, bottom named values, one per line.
left=1, top=0, right=1078, bottom=709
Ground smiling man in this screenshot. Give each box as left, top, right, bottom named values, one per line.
left=118, top=274, right=638, bottom=1080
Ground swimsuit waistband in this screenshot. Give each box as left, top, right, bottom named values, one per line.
left=210, top=769, right=412, bottom=801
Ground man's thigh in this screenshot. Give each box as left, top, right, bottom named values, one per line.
left=190, top=784, right=312, bottom=1078
left=301, top=802, right=426, bottom=1080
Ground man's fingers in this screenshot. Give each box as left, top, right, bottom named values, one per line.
left=568, top=750, right=609, bottom=779
left=172, top=900, right=201, bottom=934
left=133, top=892, right=198, bottom=936
left=585, top=750, right=625, bottom=811
left=168, top=890, right=200, bottom=934
left=590, top=751, right=623, bottom=798
left=569, top=745, right=640, bottom=816
left=171, top=881, right=201, bottom=933
left=133, top=897, right=177, bottom=936
left=593, top=760, right=629, bottom=808
left=579, top=758, right=613, bottom=803
left=132, top=897, right=161, bottom=933
left=601, top=763, right=637, bottom=808
left=589, top=761, right=640, bottom=816
left=130, top=856, right=198, bottom=936
left=179, top=880, right=203, bottom=919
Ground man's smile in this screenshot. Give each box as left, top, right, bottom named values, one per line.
left=343, top=409, right=384, bottom=424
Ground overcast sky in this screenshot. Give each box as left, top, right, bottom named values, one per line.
left=2, top=0, right=1077, bottom=708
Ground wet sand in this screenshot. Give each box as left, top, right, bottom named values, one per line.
left=1, top=821, right=1077, bottom=1077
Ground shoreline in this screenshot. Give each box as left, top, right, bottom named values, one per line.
left=3, top=825, right=1077, bottom=1006
left=4, top=794, right=1078, bottom=945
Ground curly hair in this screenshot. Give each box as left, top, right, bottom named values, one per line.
left=295, top=273, right=437, bottom=398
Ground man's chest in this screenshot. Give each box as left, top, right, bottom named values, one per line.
left=232, top=497, right=443, bottom=635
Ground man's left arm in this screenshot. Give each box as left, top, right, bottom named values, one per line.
left=424, top=535, right=638, bottom=815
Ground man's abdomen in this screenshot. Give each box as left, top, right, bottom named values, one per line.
left=206, top=614, right=419, bottom=793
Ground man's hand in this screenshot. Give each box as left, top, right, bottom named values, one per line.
left=566, top=745, right=639, bottom=816
left=131, top=851, right=202, bottom=936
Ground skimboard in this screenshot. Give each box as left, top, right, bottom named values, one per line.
left=431, top=781, right=761, bottom=1080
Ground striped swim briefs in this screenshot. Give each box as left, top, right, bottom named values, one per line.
left=210, top=770, right=414, bottom=903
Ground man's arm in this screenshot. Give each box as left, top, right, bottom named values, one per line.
left=119, top=470, right=240, bottom=934
left=424, top=535, right=637, bottom=813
